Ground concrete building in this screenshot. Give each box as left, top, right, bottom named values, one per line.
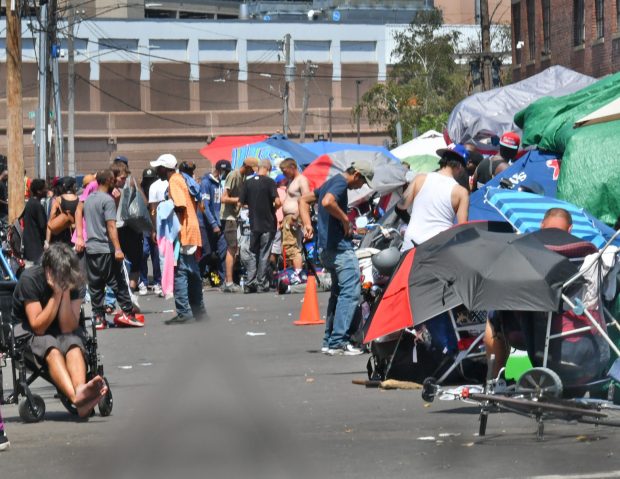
left=511, top=0, right=620, bottom=81
left=435, top=0, right=510, bottom=25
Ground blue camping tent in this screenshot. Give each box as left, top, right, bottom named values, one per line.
left=469, top=149, right=561, bottom=221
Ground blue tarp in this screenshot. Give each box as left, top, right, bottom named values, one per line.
left=469, top=149, right=561, bottom=222
left=300, top=141, right=398, bottom=167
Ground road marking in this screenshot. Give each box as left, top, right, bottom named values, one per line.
left=502, top=472, right=620, bottom=479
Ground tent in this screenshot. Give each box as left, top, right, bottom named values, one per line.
left=301, top=141, right=398, bottom=168
left=574, top=97, right=620, bottom=127
left=231, top=134, right=316, bottom=169
left=469, top=149, right=561, bottom=222
left=390, top=130, right=446, bottom=160
left=199, top=135, right=268, bottom=164
left=515, top=71, right=620, bottom=225
left=447, top=66, right=595, bottom=150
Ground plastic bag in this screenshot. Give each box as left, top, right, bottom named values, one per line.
left=125, top=178, right=152, bottom=233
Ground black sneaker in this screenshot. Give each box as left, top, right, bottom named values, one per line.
left=243, top=285, right=258, bottom=294
left=165, top=315, right=192, bottom=325
left=0, top=434, right=10, bottom=451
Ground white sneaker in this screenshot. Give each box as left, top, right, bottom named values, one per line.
left=321, top=346, right=329, bottom=354
left=138, top=283, right=148, bottom=296
left=152, top=284, right=162, bottom=296
left=327, top=343, right=364, bottom=356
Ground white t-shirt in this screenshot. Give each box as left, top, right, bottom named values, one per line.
left=148, top=179, right=169, bottom=204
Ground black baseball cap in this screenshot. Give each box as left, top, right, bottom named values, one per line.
left=215, top=159, right=232, bottom=171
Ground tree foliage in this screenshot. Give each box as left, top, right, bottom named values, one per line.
left=356, top=9, right=468, bottom=144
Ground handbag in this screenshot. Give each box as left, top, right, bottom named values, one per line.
left=125, top=177, right=153, bottom=233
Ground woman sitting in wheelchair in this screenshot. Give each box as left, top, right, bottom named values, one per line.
left=13, top=243, right=107, bottom=417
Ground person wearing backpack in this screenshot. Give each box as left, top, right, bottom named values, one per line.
left=22, top=179, right=48, bottom=265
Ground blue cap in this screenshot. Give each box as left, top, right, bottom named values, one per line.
left=275, top=174, right=287, bottom=185
left=436, top=143, right=469, bottom=166
left=115, top=155, right=129, bottom=165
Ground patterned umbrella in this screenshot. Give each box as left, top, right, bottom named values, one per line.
left=231, top=134, right=316, bottom=169
left=485, top=188, right=616, bottom=249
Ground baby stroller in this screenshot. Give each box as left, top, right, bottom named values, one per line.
left=418, top=226, right=620, bottom=439
left=0, top=281, right=113, bottom=422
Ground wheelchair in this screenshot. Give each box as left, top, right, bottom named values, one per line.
left=0, top=281, right=113, bottom=422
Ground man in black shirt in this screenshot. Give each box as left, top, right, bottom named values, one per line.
left=0, top=169, right=8, bottom=221
left=13, top=243, right=109, bottom=417
left=22, top=179, right=48, bottom=263
left=471, top=131, right=520, bottom=192
left=239, top=159, right=281, bottom=293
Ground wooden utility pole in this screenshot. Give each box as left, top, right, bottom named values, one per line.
left=480, top=0, right=492, bottom=91
left=7, top=0, right=25, bottom=222
left=299, top=61, right=317, bottom=143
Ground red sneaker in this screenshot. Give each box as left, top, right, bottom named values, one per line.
left=113, top=312, right=144, bottom=328
left=94, top=315, right=107, bottom=330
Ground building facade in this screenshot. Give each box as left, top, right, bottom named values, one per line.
left=512, top=0, right=620, bottom=81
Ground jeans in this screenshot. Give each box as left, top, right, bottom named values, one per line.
left=246, top=231, right=275, bottom=289
left=198, top=224, right=226, bottom=279
left=140, top=233, right=162, bottom=286
left=320, top=249, right=361, bottom=349
left=174, top=253, right=206, bottom=319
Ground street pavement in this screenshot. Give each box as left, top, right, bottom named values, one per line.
left=2, top=288, right=620, bottom=479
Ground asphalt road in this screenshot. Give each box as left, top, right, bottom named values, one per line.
left=2, top=289, right=620, bottom=479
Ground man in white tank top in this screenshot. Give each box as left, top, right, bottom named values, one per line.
left=396, top=144, right=470, bottom=250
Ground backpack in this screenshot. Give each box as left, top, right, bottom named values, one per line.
left=8, top=215, right=24, bottom=258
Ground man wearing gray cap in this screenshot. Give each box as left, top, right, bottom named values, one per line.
left=299, top=160, right=373, bottom=356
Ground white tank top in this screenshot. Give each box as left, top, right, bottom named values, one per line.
left=403, top=173, right=457, bottom=250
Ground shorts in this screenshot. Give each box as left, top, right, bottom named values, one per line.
left=282, top=215, right=302, bottom=262
left=271, top=230, right=282, bottom=255
left=224, top=219, right=238, bottom=250
left=16, top=325, right=87, bottom=369
left=118, top=227, right=144, bottom=273
left=488, top=311, right=527, bottom=350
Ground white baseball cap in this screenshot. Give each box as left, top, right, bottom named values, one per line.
left=150, top=153, right=177, bottom=170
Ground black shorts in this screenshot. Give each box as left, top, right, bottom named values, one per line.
left=118, top=226, right=144, bottom=273
left=224, top=220, right=238, bottom=250
left=14, top=325, right=87, bottom=369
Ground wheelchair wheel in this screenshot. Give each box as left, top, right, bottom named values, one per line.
left=58, top=393, right=78, bottom=416
left=18, top=394, right=45, bottom=423
left=516, top=367, right=563, bottom=400
left=98, top=378, right=113, bottom=417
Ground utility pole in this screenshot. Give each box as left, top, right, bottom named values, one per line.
left=282, top=34, right=295, bottom=135
left=51, top=44, right=64, bottom=177
left=299, top=61, right=317, bottom=143
left=7, top=0, right=25, bottom=222
left=355, top=80, right=362, bottom=144
left=328, top=96, right=333, bottom=142
left=36, top=0, right=49, bottom=179
left=67, top=8, right=76, bottom=176
left=480, top=0, right=492, bottom=91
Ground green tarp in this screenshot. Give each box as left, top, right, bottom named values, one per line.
left=514, top=72, right=620, bottom=225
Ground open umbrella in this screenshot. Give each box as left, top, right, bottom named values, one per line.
left=231, top=134, right=316, bottom=169
left=301, top=141, right=398, bottom=168
left=302, top=149, right=407, bottom=197
left=485, top=189, right=617, bottom=249
left=363, top=222, right=579, bottom=343
left=199, top=135, right=268, bottom=164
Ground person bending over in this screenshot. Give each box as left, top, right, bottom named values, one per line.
left=13, top=243, right=108, bottom=417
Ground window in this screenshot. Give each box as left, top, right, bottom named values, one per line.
left=513, top=2, right=522, bottom=64
left=573, top=0, right=585, bottom=46
left=617, top=0, right=620, bottom=32
left=527, top=0, right=536, bottom=60
left=595, top=0, right=605, bottom=39
left=542, top=0, right=551, bottom=54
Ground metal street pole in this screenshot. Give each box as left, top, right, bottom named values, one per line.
left=328, top=96, right=333, bottom=141
left=480, top=0, right=492, bottom=91
left=7, top=0, right=25, bottom=222
left=36, top=0, right=49, bottom=179
left=355, top=80, right=361, bottom=144
left=67, top=8, right=76, bottom=176
left=51, top=49, right=64, bottom=176
left=282, top=34, right=293, bottom=135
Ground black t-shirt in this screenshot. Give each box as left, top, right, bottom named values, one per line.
left=240, top=175, right=277, bottom=233
left=12, top=265, right=80, bottom=334
left=0, top=180, right=7, bottom=218
left=475, top=155, right=507, bottom=188
left=22, top=197, right=47, bottom=262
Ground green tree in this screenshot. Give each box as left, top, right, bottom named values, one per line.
left=356, top=9, right=467, bottom=144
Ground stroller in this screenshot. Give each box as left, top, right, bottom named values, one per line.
left=420, top=227, right=620, bottom=440
left=0, top=281, right=113, bottom=422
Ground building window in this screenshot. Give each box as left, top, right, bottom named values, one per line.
left=595, top=0, right=605, bottom=39
left=617, top=0, right=620, bottom=32
left=527, top=0, right=536, bottom=60
left=542, top=0, right=551, bottom=54
left=513, top=2, right=522, bottom=64
left=573, top=0, right=585, bottom=46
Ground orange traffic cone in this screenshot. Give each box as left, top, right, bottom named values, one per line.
left=293, top=276, right=325, bottom=326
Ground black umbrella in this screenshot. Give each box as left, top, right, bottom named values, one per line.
left=364, top=222, right=581, bottom=343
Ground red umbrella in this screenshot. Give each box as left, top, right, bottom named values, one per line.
left=199, top=135, right=268, bottom=164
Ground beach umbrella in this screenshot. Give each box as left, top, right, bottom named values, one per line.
left=485, top=189, right=617, bottom=249
left=301, top=141, right=398, bottom=168
left=199, top=135, right=268, bottom=164
left=231, top=134, right=316, bottom=169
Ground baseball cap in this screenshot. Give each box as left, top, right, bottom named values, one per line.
left=115, top=155, right=129, bottom=165
left=275, top=174, right=287, bottom=185
left=142, top=167, right=156, bottom=179
left=150, top=153, right=178, bottom=170
left=351, top=159, right=375, bottom=185
left=436, top=143, right=469, bottom=166
left=215, top=159, right=232, bottom=171
left=499, top=131, right=521, bottom=150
